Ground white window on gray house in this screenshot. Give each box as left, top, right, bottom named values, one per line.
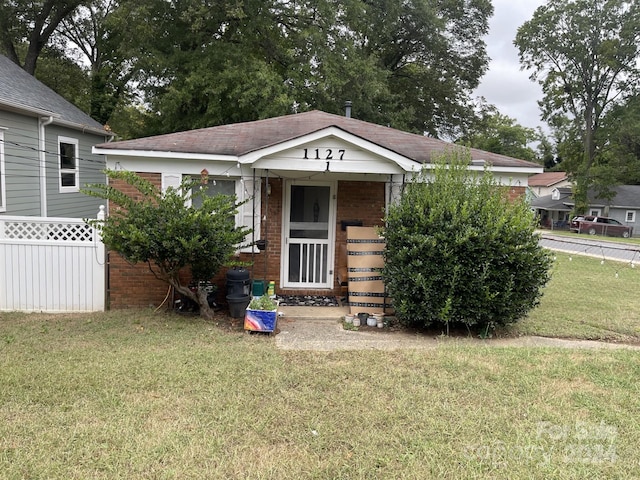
left=590, top=209, right=601, bottom=217
left=0, top=129, right=6, bottom=211
left=59, top=136, right=79, bottom=192
left=626, top=211, right=636, bottom=223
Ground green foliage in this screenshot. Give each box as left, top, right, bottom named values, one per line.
left=382, top=150, right=552, bottom=330
left=515, top=0, right=640, bottom=211
left=248, top=295, right=278, bottom=311
left=457, top=103, right=539, bottom=162
left=594, top=94, right=640, bottom=186
left=34, top=46, right=91, bottom=113
left=83, top=171, right=250, bottom=318
left=1, top=0, right=494, bottom=137
left=128, top=0, right=493, bottom=138
left=0, top=0, right=85, bottom=74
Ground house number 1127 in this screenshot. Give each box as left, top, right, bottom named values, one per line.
left=303, top=148, right=345, bottom=160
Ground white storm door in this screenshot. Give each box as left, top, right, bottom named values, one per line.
left=282, top=181, right=336, bottom=289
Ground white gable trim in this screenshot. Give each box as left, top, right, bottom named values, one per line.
left=239, top=127, right=418, bottom=171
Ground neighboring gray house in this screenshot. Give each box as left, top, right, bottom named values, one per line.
left=530, top=187, right=573, bottom=228
left=0, top=54, right=112, bottom=217
left=532, top=185, right=640, bottom=234
left=565, top=185, right=640, bottom=228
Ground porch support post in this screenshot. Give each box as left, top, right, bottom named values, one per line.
left=264, top=169, right=269, bottom=282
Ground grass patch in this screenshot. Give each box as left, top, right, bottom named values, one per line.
left=1, top=310, right=639, bottom=478
left=505, top=253, right=640, bottom=342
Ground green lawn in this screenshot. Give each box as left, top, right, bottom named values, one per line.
left=1, top=308, right=639, bottom=479
left=505, top=252, right=640, bottom=342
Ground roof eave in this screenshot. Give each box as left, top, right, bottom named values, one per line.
left=422, top=163, right=543, bottom=174
left=92, top=146, right=237, bottom=162
left=0, top=97, right=59, bottom=119
left=53, top=117, right=113, bottom=137
left=240, top=126, right=418, bottom=171
left=1, top=98, right=112, bottom=137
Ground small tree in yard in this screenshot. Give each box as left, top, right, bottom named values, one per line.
left=84, top=170, right=250, bottom=320
left=382, top=150, right=552, bottom=333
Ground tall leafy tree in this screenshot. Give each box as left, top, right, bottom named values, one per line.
left=595, top=94, right=640, bottom=186
left=515, top=0, right=640, bottom=213
left=0, top=0, right=494, bottom=138
left=536, top=130, right=561, bottom=171
left=33, top=44, right=92, bottom=112
left=133, top=0, right=493, bottom=138
left=456, top=103, right=538, bottom=162
left=127, top=0, right=298, bottom=136
left=343, top=0, right=493, bottom=137
left=0, top=0, right=86, bottom=74
left=58, top=0, right=141, bottom=125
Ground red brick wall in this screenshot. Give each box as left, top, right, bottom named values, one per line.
left=507, top=186, right=527, bottom=202
left=107, top=174, right=526, bottom=308
left=236, top=179, right=386, bottom=297
left=106, top=173, right=171, bottom=308
left=241, top=178, right=283, bottom=294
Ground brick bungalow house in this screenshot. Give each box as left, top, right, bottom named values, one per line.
left=93, top=110, right=543, bottom=309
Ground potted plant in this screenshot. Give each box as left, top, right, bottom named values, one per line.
left=244, top=295, right=279, bottom=332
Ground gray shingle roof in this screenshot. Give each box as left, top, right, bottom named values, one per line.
left=530, top=191, right=573, bottom=211
left=533, top=185, right=640, bottom=211
left=0, top=54, right=109, bottom=134
left=96, top=110, right=541, bottom=169
left=558, top=185, right=640, bottom=209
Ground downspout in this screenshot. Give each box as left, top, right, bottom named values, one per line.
left=39, top=116, right=54, bottom=216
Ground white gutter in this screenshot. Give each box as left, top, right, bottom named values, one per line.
left=53, top=117, right=113, bottom=137
left=39, top=115, right=54, bottom=216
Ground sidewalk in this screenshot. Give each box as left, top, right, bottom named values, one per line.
left=275, top=307, right=640, bottom=352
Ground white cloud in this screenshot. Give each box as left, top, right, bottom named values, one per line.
left=474, top=0, right=547, bottom=131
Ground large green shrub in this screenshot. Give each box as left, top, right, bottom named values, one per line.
left=84, top=171, right=250, bottom=319
left=382, top=150, right=552, bottom=331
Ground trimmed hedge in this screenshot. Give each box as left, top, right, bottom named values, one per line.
left=382, top=150, right=552, bottom=330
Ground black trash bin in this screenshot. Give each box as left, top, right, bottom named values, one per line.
left=226, top=267, right=251, bottom=296
left=226, top=293, right=250, bottom=318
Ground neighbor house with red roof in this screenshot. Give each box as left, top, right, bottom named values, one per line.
left=527, top=172, right=571, bottom=198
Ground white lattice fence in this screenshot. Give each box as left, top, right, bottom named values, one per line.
left=0, top=208, right=106, bottom=312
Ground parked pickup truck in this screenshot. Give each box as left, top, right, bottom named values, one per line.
left=570, top=215, right=633, bottom=238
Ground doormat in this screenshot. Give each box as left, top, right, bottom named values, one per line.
left=276, top=295, right=341, bottom=307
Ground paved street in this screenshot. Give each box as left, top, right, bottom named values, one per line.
left=539, top=232, right=640, bottom=263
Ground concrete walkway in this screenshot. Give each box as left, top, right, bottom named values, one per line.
left=275, top=306, right=640, bottom=352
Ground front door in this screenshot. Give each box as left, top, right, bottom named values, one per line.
left=282, top=181, right=336, bottom=289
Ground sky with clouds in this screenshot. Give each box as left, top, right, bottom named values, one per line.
left=474, top=0, right=547, bottom=132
